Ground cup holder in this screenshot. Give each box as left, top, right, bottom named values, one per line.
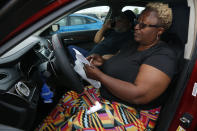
left=15, top=81, right=30, bottom=97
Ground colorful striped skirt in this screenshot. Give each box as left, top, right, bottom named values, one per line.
left=37, top=86, right=160, bottom=131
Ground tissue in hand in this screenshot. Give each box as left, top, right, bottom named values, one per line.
left=73, top=48, right=101, bottom=88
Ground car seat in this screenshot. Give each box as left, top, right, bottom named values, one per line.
left=154, top=2, right=190, bottom=131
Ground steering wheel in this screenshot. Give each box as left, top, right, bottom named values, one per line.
left=51, top=34, right=83, bottom=93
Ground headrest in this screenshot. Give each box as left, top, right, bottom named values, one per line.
left=162, top=3, right=189, bottom=45
left=121, top=10, right=136, bottom=24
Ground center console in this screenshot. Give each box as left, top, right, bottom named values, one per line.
left=0, top=67, right=40, bottom=130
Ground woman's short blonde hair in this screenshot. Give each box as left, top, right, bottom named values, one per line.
left=146, top=2, right=172, bottom=30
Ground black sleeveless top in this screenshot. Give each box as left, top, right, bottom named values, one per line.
left=100, top=41, right=177, bottom=110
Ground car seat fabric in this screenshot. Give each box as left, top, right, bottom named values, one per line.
left=154, top=2, right=190, bottom=131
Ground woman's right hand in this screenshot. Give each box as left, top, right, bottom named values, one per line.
left=86, top=54, right=104, bottom=66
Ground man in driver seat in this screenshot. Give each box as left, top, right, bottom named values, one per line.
left=68, top=10, right=136, bottom=60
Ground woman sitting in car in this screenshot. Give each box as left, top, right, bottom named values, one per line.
left=38, top=2, right=176, bottom=131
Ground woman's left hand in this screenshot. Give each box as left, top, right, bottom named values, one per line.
left=84, top=64, right=104, bottom=81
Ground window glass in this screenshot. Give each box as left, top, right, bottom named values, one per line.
left=70, top=16, right=86, bottom=25
left=54, top=6, right=109, bottom=33
left=75, top=6, right=109, bottom=22
left=85, top=17, right=96, bottom=24
left=122, top=6, right=145, bottom=15
left=56, top=18, right=67, bottom=26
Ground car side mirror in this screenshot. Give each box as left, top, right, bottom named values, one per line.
left=51, top=24, right=59, bottom=32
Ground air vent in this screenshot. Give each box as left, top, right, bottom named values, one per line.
left=0, top=73, right=7, bottom=80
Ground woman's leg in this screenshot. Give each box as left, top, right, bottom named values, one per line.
left=38, top=86, right=160, bottom=131
left=37, top=86, right=101, bottom=130
left=59, top=101, right=160, bottom=130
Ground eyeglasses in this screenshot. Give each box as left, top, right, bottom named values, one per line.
left=135, top=21, right=161, bottom=29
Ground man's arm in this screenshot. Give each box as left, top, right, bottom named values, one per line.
left=102, top=51, right=120, bottom=60
left=88, top=53, right=117, bottom=64
left=94, top=20, right=111, bottom=43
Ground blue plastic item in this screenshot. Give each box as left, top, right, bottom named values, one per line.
left=41, top=83, right=54, bottom=103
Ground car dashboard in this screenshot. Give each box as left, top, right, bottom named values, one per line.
left=0, top=36, right=55, bottom=130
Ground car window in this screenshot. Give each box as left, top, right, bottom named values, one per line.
left=85, top=17, right=96, bottom=24
left=75, top=6, right=109, bottom=21
left=56, top=17, right=67, bottom=26
left=69, top=16, right=86, bottom=26
left=52, top=6, right=109, bottom=33
left=122, top=6, right=145, bottom=15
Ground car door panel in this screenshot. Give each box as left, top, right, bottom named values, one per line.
left=60, top=29, right=98, bottom=51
